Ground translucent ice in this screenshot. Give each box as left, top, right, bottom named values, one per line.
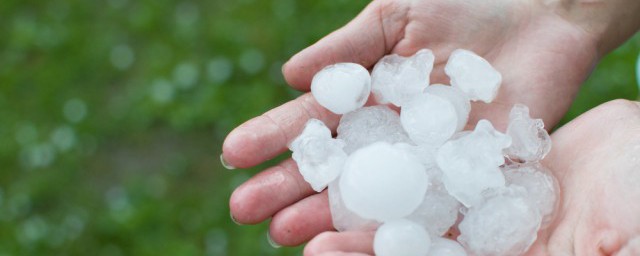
left=503, top=163, right=558, bottom=228
left=327, top=180, right=380, bottom=232
left=458, top=192, right=541, bottom=256
left=374, top=219, right=432, bottom=256
left=401, top=93, right=459, bottom=146
left=436, top=120, right=511, bottom=207
left=337, top=105, right=410, bottom=154
left=505, top=104, right=552, bottom=162
left=340, top=142, right=428, bottom=222
left=444, top=49, right=502, bottom=103
left=394, top=143, right=438, bottom=169
left=311, top=63, right=371, bottom=114
left=425, top=84, right=471, bottom=131
left=406, top=184, right=461, bottom=237
left=429, top=237, right=468, bottom=256
left=371, top=49, right=435, bottom=106
left=290, top=119, right=347, bottom=192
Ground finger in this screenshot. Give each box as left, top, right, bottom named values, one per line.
left=222, top=93, right=339, bottom=169
left=229, top=158, right=315, bottom=224
left=269, top=191, right=334, bottom=246
left=304, top=231, right=375, bottom=256
left=283, top=1, right=408, bottom=91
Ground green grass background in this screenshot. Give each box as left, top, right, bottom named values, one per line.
left=0, top=0, right=637, bottom=255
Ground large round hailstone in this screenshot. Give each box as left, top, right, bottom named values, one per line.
left=374, top=219, right=432, bottom=256
left=311, top=63, right=371, bottom=114
left=401, top=93, right=458, bottom=146
left=339, top=142, right=428, bottom=222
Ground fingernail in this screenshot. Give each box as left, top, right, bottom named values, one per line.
left=266, top=233, right=281, bottom=249
left=230, top=211, right=242, bottom=225
left=220, top=153, right=236, bottom=170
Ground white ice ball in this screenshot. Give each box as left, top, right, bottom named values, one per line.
left=311, top=63, right=371, bottom=114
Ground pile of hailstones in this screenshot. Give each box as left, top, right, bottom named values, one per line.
left=289, top=49, right=558, bottom=256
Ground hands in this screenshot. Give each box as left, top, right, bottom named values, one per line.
left=222, top=0, right=640, bottom=253
left=303, top=99, right=640, bottom=256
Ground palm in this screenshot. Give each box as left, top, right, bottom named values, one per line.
left=223, top=0, right=599, bottom=249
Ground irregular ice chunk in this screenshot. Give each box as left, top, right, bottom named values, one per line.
left=401, top=93, right=459, bottom=146
left=327, top=180, right=380, bottom=232
left=425, top=84, right=471, bottom=131
left=340, top=142, right=428, bottom=222
left=371, top=49, right=435, bottom=106
left=458, top=192, right=541, bottom=256
left=436, top=120, right=511, bottom=207
left=311, top=63, right=371, bottom=114
left=444, top=49, right=502, bottom=103
left=429, top=237, right=468, bottom=256
left=337, top=105, right=410, bottom=154
left=290, top=119, right=347, bottom=192
left=505, top=104, right=552, bottom=162
left=503, top=163, right=558, bottom=228
left=406, top=184, right=461, bottom=237
left=374, top=219, right=432, bottom=256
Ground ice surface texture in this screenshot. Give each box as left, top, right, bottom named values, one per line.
left=401, top=93, right=459, bottom=146
left=290, top=119, right=347, bottom=192
left=327, top=180, right=380, bottom=232
left=371, top=49, right=435, bottom=106
left=337, top=105, right=410, bottom=154
left=458, top=191, right=541, bottom=256
left=503, top=163, right=559, bottom=228
left=374, top=219, right=432, bottom=256
left=445, top=49, right=502, bottom=103
left=436, top=120, right=511, bottom=207
left=505, top=104, right=552, bottom=162
left=340, top=142, right=428, bottom=222
left=311, top=63, right=371, bottom=114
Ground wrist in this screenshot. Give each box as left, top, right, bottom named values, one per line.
left=554, top=0, right=640, bottom=56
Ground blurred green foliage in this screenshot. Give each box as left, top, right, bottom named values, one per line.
left=0, top=0, right=637, bottom=255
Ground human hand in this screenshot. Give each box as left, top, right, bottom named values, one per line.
left=222, top=0, right=630, bottom=248
left=302, top=99, right=640, bottom=256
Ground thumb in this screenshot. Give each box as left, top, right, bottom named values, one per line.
left=283, top=1, right=407, bottom=91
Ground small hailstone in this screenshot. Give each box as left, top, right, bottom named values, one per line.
left=401, top=93, right=459, bottom=146
left=290, top=119, right=347, bottom=192
left=337, top=105, right=410, bottom=154
left=503, top=163, right=558, bottom=228
left=457, top=190, right=541, bottom=256
left=406, top=184, right=461, bottom=237
left=429, top=237, right=468, bottom=256
left=311, top=63, right=371, bottom=114
left=436, top=120, right=511, bottom=207
left=374, top=219, right=432, bottom=256
left=340, top=142, right=428, bottom=222
left=505, top=104, right=552, bottom=162
left=327, top=180, right=380, bottom=232
left=444, top=49, right=502, bottom=103
left=371, top=49, right=435, bottom=106
left=425, top=84, right=471, bottom=131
